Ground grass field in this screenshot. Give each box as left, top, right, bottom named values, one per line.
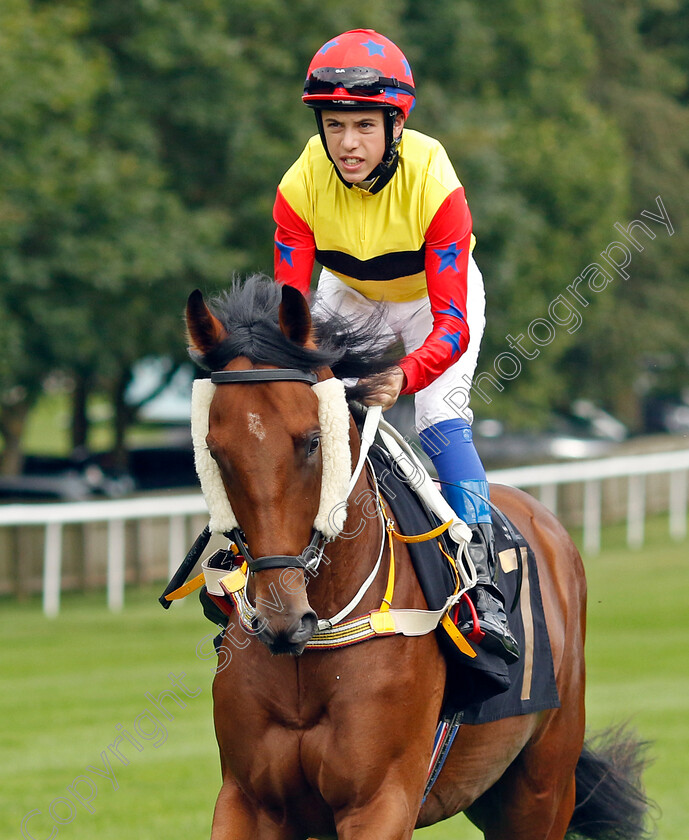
left=2, top=517, right=687, bottom=839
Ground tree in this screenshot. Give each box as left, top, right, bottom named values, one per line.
left=3, top=0, right=687, bottom=474
left=0, top=0, right=105, bottom=473
left=401, top=0, right=629, bottom=426
left=0, top=0, right=234, bottom=471
left=579, top=0, right=689, bottom=425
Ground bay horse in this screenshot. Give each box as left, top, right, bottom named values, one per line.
left=184, top=276, right=651, bottom=840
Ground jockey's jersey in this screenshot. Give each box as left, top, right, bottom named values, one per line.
left=273, top=129, right=475, bottom=393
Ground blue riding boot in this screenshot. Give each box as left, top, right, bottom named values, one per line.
left=419, top=419, right=520, bottom=665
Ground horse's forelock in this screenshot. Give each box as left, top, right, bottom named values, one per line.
left=191, top=274, right=402, bottom=385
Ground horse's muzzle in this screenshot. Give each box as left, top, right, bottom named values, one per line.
left=253, top=610, right=318, bottom=656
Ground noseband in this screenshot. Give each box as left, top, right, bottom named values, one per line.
left=209, top=367, right=329, bottom=574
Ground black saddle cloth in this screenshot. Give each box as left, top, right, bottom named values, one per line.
left=369, top=447, right=559, bottom=723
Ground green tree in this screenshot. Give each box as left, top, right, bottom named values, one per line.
left=3, top=0, right=687, bottom=476
left=402, top=0, right=629, bottom=426
left=0, top=0, right=105, bottom=473
left=579, top=0, right=689, bottom=426
left=0, top=0, right=234, bottom=471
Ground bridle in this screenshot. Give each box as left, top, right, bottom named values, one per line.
left=210, top=369, right=318, bottom=387
left=209, top=367, right=332, bottom=575
left=162, top=365, right=476, bottom=642
left=211, top=368, right=327, bottom=573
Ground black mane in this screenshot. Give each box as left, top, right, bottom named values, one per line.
left=192, top=275, right=401, bottom=397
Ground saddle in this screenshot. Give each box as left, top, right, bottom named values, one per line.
left=366, top=445, right=559, bottom=722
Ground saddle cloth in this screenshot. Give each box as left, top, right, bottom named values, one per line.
left=369, top=447, right=560, bottom=723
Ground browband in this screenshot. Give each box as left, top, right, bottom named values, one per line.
left=191, top=374, right=353, bottom=541
left=211, top=369, right=318, bottom=385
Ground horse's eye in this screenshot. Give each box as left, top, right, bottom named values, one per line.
left=307, top=435, right=321, bottom=456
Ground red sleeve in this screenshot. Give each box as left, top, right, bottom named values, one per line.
left=273, top=187, right=316, bottom=296
left=398, top=187, right=473, bottom=394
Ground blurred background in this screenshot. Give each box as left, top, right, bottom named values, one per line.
left=1, top=3, right=688, bottom=838
left=1, top=0, right=688, bottom=501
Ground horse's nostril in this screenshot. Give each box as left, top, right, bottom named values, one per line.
left=292, top=611, right=318, bottom=644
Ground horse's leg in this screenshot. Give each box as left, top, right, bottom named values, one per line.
left=211, top=777, right=302, bottom=840
left=210, top=778, right=257, bottom=840
left=333, top=778, right=421, bottom=840
left=465, top=707, right=583, bottom=840
left=320, top=655, right=443, bottom=840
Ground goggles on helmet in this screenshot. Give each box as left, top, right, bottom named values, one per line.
left=304, top=66, right=415, bottom=99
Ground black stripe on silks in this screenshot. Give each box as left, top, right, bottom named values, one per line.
left=316, top=245, right=425, bottom=282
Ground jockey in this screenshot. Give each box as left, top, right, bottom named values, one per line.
left=273, top=29, right=519, bottom=664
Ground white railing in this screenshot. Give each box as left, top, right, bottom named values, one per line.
left=1, top=448, right=688, bottom=616
left=489, top=448, right=689, bottom=555
left=0, top=494, right=207, bottom=617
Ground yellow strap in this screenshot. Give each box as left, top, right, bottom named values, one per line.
left=165, top=544, right=244, bottom=603
left=441, top=613, right=477, bottom=658
left=377, top=492, right=452, bottom=545
left=379, top=520, right=397, bottom=612
left=164, top=572, right=206, bottom=602
left=370, top=610, right=397, bottom=634
left=220, top=568, right=248, bottom=594
left=390, top=518, right=453, bottom=544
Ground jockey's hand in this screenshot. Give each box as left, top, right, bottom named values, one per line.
left=359, top=366, right=406, bottom=411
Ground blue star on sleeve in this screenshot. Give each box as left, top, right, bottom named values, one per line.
left=437, top=299, right=466, bottom=321
left=275, top=238, right=295, bottom=267
left=433, top=243, right=463, bottom=273
left=439, top=327, right=464, bottom=358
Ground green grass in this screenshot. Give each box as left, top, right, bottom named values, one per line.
left=2, top=521, right=687, bottom=839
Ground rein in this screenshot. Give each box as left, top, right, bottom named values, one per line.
left=162, top=365, right=477, bottom=653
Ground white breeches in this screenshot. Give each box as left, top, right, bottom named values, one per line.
left=313, top=255, right=486, bottom=429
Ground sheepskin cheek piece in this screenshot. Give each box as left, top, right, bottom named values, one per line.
left=190, top=377, right=352, bottom=539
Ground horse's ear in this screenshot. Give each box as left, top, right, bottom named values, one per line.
left=186, top=289, right=227, bottom=356
left=278, top=283, right=313, bottom=347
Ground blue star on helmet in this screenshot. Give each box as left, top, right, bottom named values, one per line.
left=361, top=39, right=385, bottom=57
left=402, top=59, right=412, bottom=78
left=433, top=242, right=463, bottom=273
left=275, top=238, right=295, bottom=267
left=437, top=299, right=466, bottom=322
left=440, top=326, right=464, bottom=357
left=319, top=40, right=338, bottom=55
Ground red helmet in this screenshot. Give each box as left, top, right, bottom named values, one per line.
left=303, top=30, right=415, bottom=119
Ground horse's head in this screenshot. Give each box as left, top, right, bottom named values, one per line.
left=186, top=279, right=353, bottom=655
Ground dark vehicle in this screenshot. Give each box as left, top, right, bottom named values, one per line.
left=0, top=441, right=198, bottom=504
left=0, top=453, right=132, bottom=503
left=92, top=442, right=197, bottom=491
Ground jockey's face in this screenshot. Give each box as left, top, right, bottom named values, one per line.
left=321, top=109, right=404, bottom=184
